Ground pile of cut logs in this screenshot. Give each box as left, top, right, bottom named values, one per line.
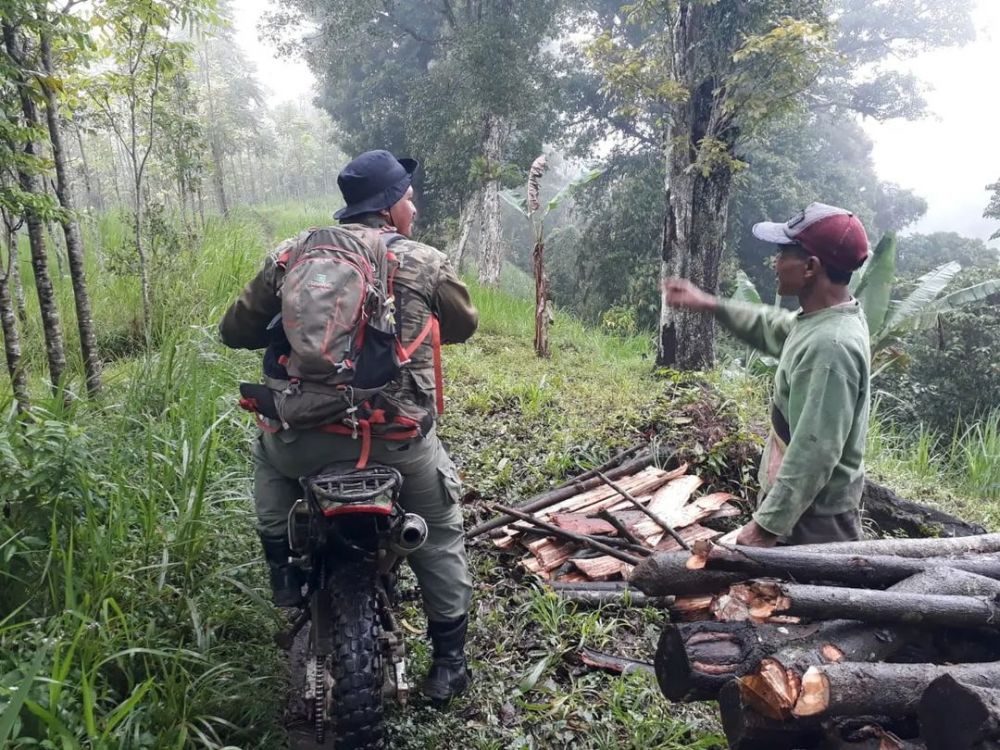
left=627, top=534, right=1000, bottom=750
left=467, top=450, right=740, bottom=583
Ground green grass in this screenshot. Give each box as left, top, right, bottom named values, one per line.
left=1, top=204, right=992, bottom=749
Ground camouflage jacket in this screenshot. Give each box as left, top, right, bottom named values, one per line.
left=219, top=220, right=478, bottom=422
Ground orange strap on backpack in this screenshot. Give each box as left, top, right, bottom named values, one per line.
left=400, top=315, right=445, bottom=415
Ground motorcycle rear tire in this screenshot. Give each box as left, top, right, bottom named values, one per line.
left=326, top=561, right=386, bottom=750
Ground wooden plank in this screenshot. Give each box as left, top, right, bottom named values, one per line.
left=654, top=523, right=719, bottom=552
left=551, top=514, right=616, bottom=536
left=627, top=477, right=707, bottom=540
left=520, top=557, right=551, bottom=579
left=535, top=467, right=669, bottom=519
left=572, top=555, right=635, bottom=581
left=670, top=594, right=716, bottom=621
left=527, top=539, right=578, bottom=571
left=554, top=571, right=591, bottom=583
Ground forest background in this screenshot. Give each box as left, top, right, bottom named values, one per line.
left=1, top=0, right=999, bottom=747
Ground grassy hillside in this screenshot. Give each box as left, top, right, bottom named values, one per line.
left=1, top=205, right=993, bottom=749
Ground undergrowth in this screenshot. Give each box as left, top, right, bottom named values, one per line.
left=2, top=204, right=991, bottom=749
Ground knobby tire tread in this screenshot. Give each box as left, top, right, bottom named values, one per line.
left=327, top=561, right=385, bottom=750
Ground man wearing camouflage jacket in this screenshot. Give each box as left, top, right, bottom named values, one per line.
left=219, top=150, right=478, bottom=704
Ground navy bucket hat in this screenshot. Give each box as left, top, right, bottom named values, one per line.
left=334, top=150, right=418, bottom=220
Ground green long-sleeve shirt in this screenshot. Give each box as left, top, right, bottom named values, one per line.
left=714, top=298, right=871, bottom=537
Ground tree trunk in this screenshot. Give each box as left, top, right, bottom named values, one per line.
left=72, top=120, right=99, bottom=211
left=690, top=543, right=1000, bottom=588
left=793, top=661, right=1000, bottom=719
left=201, top=46, right=229, bottom=218
left=657, top=12, right=736, bottom=371
left=40, top=29, right=102, bottom=395
left=862, top=479, right=987, bottom=538
left=3, top=21, right=67, bottom=392
left=1, top=228, right=29, bottom=411
left=920, top=675, right=1000, bottom=750
left=452, top=190, right=481, bottom=271
left=6, top=226, right=27, bottom=324
left=477, top=114, right=508, bottom=286
left=802, top=531, right=1000, bottom=558
left=533, top=239, right=549, bottom=357
left=727, top=580, right=1000, bottom=629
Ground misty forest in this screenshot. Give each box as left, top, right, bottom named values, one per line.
left=2, top=0, right=999, bottom=748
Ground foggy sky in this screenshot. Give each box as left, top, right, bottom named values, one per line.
left=236, top=0, right=1000, bottom=247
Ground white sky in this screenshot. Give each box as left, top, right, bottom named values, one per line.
left=235, top=0, right=1000, bottom=246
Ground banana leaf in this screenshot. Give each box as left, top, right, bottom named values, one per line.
left=880, top=261, right=961, bottom=337
left=500, top=188, right=529, bottom=218
left=730, top=269, right=763, bottom=304
left=898, top=277, right=1000, bottom=333
left=855, top=232, right=897, bottom=335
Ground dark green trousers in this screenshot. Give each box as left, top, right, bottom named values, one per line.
left=252, top=428, right=471, bottom=621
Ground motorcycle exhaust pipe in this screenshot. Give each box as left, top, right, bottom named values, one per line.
left=391, top=513, right=428, bottom=556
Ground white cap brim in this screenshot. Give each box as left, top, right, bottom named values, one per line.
left=752, top=221, right=796, bottom=245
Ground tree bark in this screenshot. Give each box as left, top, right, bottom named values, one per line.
left=793, top=661, right=1000, bottom=719
left=862, top=479, right=987, bottom=538
left=0, top=227, right=29, bottom=411
left=3, top=21, right=67, bottom=392
left=628, top=549, right=746, bottom=596
left=729, top=580, right=1000, bottom=629
left=690, top=543, right=1000, bottom=588
left=477, top=113, right=508, bottom=286
left=656, top=9, right=736, bottom=371
left=201, top=45, right=229, bottom=218
left=803, top=532, right=1000, bottom=558
left=39, top=28, right=102, bottom=395
left=920, top=675, right=1000, bottom=750
left=452, top=190, right=480, bottom=271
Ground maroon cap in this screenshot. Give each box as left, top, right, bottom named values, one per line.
left=752, top=202, right=869, bottom=273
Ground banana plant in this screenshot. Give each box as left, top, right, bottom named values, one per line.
left=501, top=162, right=603, bottom=357
left=731, top=233, right=1000, bottom=378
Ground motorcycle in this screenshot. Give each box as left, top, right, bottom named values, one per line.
left=278, top=464, right=426, bottom=749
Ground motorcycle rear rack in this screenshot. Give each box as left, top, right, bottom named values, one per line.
left=302, top=466, right=402, bottom=510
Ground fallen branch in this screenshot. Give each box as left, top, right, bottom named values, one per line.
left=579, top=647, right=655, bottom=676
left=596, top=470, right=691, bottom=551
left=485, top=502, right=644, bottom=566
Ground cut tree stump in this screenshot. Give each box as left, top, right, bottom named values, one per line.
left=792, top=660, right=1000, bottom=719
left=919, top=674, right=1000, bottom=750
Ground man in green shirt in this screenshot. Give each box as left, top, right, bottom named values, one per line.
left=665, top=202, right=871, bottom=546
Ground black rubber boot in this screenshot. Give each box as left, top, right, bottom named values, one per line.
left=422, top=614, right=472, bottom=706
left=259, top=534, right=304, bottom=608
